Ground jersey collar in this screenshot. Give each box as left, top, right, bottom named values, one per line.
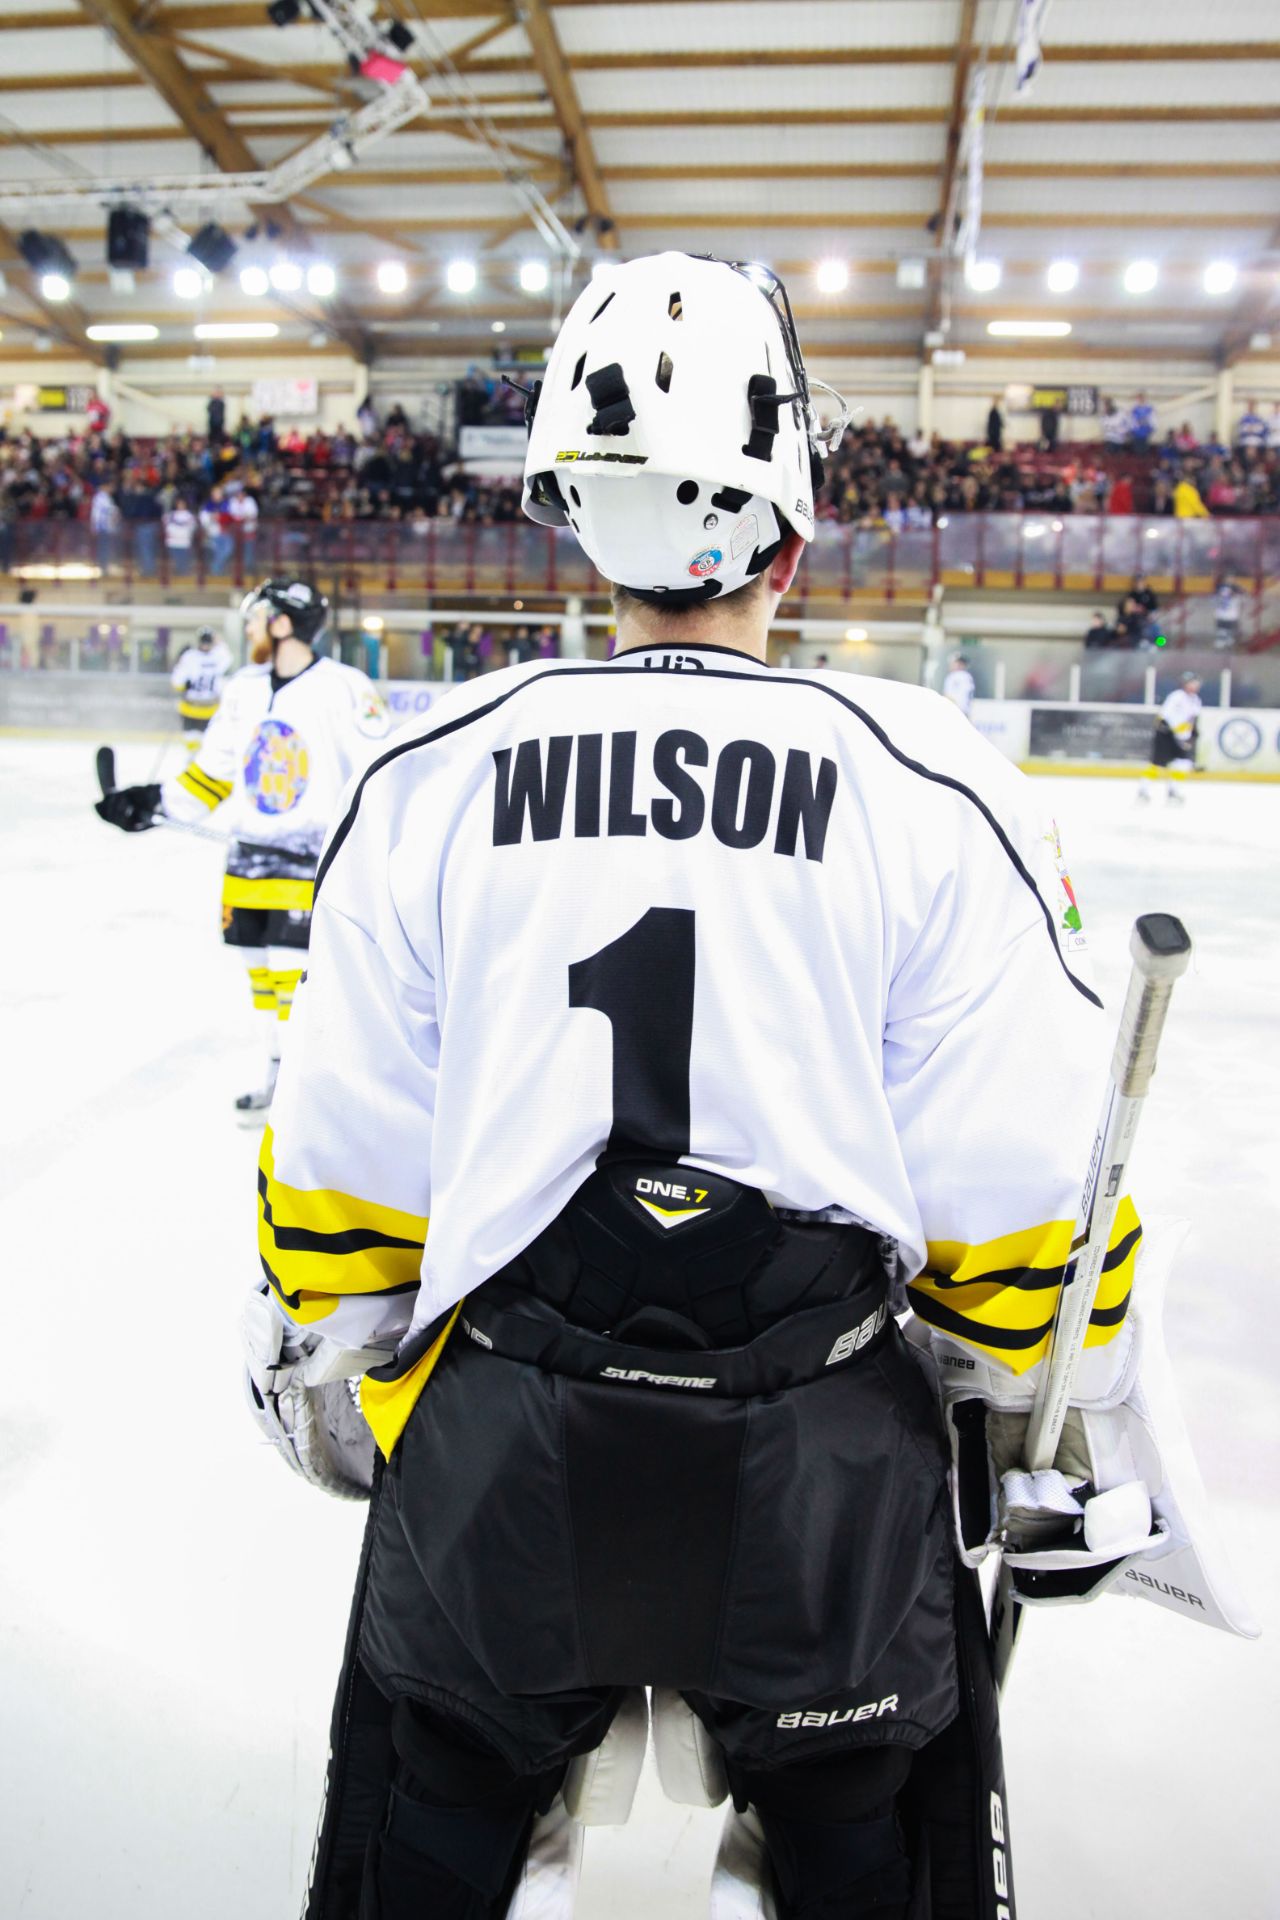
left=608, top=641, right=771, bottom=672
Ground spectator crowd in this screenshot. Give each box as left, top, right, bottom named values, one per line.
left=3, top=388, right=1280, bottom=579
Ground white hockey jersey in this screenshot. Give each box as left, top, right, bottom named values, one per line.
left=170, top=639, right=232, bottom=720
left=1159, top=686, right=1201, bottom=744
left=942, top=666, right=975, bottom=716
left=162, top=656, right=391, bottom=885
left=260, top=644, right=1140, bottom=1456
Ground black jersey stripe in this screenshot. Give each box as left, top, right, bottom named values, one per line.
left=908, top=1293, right=1056, bottom=1351
left=259, top=1176, right=423, bottom=1259
left=1101, top=1222, right=1143, bottom=1271
left=314, top=662, right=1100, bottom=1006
left=923, top=1261, right=1063, bottom=1295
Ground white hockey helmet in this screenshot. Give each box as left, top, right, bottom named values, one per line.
left=520, top=252, right=847, bottom=604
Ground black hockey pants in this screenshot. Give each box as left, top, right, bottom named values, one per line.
left=304, top=1164, right=1016, bottom=1917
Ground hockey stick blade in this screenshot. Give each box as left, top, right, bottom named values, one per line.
left=995, top=912, right=1192, bottom=1692
left=96, top=745, right=116, bottom=797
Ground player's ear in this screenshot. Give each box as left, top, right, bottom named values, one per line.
left=768, top=528, right=807, bottom=597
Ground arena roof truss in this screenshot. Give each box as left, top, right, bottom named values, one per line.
left=0, top=0, right=1275, bottom=372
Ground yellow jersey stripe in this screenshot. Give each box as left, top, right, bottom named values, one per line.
left=221, top=874, right=315, bottom=912
left=907, top=1198, right=1141, bottom=1374
left=177, top=766, right=225, bottom=811
left=361, top=1305, right=462, bottom=1460
left=177, top=699, right=218, bottom=720
left=184, top=762, right=232, bottom=800
left=257, top=1127, right=427, bottom=1324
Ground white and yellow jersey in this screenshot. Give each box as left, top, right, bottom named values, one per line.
left=260, top=644, right=1140, bottom=1456
left=170, top=640, right=232, bottom=721
left=1159, top=686, right=1201, bottom=744
left=161, top=655, right=391, bottom=907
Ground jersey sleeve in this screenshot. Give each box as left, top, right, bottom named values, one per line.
left=160, top=678, right=241, bottom=819
left=888, top=796, right=1140, bottom=1377
left=256, top=809, right=437, bottom=1360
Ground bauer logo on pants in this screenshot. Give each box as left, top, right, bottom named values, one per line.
left=244, top=718, right=310, bottom=815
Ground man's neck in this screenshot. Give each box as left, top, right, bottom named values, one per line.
left=272, top=638, right=316, bottom=680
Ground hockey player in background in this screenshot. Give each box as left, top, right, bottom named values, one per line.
left=243, top=257, right=1238, bottom=1920
left=941, top=651, right=975, bottom=717
left=169, top=625, right=232, bottom=745
left=96, top=579, right=389, bottom=1117
left=1140, top=670, right=1202, bottom=804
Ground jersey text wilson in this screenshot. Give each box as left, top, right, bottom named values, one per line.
left=492, top=729, right=838, bottom=860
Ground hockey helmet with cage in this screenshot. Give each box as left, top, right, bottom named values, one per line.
left=240, top=578, right=330, bottom=647
left=521, top=251, right=848, bottom=603
left=196, top=626, right=216, bottom=648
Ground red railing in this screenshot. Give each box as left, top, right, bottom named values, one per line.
left=3, top=513, right=1278, bottom=628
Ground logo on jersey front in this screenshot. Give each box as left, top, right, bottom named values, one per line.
left=356, top=690, right=390, bottom=739
left=244, top=718, right=310, bottom=814
left=1045, top=818, right=1086, bottom=953
left=632, top=1175, right=711, bottom=1230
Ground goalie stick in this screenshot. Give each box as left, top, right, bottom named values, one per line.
left=95, top=743, right=315, bottom=868
left=992, top=911, right=1193, bottom=1692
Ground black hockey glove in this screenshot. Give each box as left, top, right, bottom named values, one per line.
left=95, top=782, right=162, bottom=833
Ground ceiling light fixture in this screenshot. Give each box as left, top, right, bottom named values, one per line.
left=1123, top=259, right=1159, bottom=295
left=1203, top=261, right=1237, bottom=297
left=965, top=258, right=1001, bottom=292
left=519, top=259, right=549, bottom=293
left=816, top=259, right=849, bottom=295
left=240, top=265, right=270, bottom=297
left=306, top=262, right=336, bottom=298
left=1046, top=259, right=1079, bottom=294
left=186, top=221, right=237, bottom=276
left=193, top=321, right=280, bottom=340
left=86, top=323, right=160, bottom=342
left=377, top=259, right=408, bottom=295
left=173, top=267, right=205, bottom=300
left=40, top=273, right=71, bottom=302
left=269, top=259, right=302, bottom=293
left=986, top=319, right=1073, bottom=338
left=446, top=258, right=477, bottom=293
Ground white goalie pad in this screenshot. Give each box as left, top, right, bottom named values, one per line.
left=651, top=1689, right=728, bottom=1808
left=1110, top=1219, right=1260, bottom=1639
left=505, top=1799, right=586, bottom=1920
left=711, top=1808, right=777, bottom=1920
left=503, top=1691, right=648, bottom=1920
left=563, top=1686, right=649, bottom=1825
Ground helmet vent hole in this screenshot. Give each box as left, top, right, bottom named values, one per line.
left=668, top=291, right=683, bottom=320
left=590, top=290, right=616, bottom=323
left=656, top=352, right=673, bottom=393
left=569, top=484, right=581, bottom=507
left=676, top=479, right=699, bottom=505
left=570, top=353, right=586, bottom=390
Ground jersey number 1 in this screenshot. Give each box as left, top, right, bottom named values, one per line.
left=568, top=906, right=694, bottom=1157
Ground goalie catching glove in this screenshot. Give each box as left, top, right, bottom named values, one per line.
left=242, top=1284, right=391, bottom=1500
left=928, top=1222, right=1257, bottom=1634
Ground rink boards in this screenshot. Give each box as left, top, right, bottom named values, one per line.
left=5, top=671, right=1280, bottom=782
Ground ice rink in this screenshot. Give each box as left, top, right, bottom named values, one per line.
left=2, top=735, right=1276, bottom=1919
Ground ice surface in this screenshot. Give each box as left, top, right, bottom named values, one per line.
left=1, top=741, right=1276, bottom=1919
